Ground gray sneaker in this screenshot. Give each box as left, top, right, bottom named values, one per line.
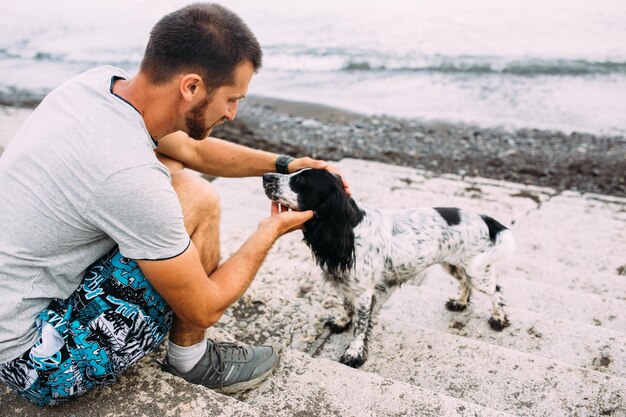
left=161, top=340, right=278, bottom=394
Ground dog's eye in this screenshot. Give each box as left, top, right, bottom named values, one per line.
left=296, top=176, right=306, bottom=184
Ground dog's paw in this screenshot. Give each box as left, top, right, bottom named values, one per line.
left=445, top=299, right=468, bottom=312
left=488, top=316, right=510, bottom=331
left=339, top=352, right=366, bottom=368
left=324, top=318, right=352, bottom=334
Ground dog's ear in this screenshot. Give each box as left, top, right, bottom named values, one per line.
left=303, top=182, right=364, bottom=275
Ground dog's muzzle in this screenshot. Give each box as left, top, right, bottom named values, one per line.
left=262, top=173, right=281, bottom=201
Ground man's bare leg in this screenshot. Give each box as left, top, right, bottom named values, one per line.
left=161, top=156, right=222, bottom=347
left=155, top=156, right=279, bottom=391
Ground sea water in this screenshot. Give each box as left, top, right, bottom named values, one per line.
left=1, top=0, right=625, bottom=135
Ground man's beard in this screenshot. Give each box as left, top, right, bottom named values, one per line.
left=185, top=96, right=213, bottom=141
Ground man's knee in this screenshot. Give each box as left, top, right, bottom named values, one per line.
left=171, top=171, right=221, bottom=232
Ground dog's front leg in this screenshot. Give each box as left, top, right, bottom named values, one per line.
left=339, top=292, right=374, bottom=368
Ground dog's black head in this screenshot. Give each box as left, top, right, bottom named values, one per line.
left=262, top=169, right=364, bottom=275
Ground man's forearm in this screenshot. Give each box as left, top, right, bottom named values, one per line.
left=156, top=131, right=340, bottom=186
left=205, top=222, right=279, bottom=315
left=202, top=205, right=312, bottom=323
left=156, top=131, right=281, bottom=177
left=188, top=135, right=281, bottom=177
left=138, top=216, right=284, bottom=330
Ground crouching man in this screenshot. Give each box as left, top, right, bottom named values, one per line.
left=0, top=3, right=349, bottom=405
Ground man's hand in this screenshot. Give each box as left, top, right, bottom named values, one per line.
left=258, top=201, right=314, bottom=237
left=288, top=157, right=352, bottom=196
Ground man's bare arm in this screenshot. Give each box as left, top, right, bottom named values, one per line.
left=156, top=131, right=277, bottom=177
left=156, top=131, right=352, bottom=194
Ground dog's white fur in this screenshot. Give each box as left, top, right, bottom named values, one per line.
left=263, top=169, right=515, bottom=368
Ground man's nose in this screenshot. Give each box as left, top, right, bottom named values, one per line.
left=225, top=101, right=238, bottom=121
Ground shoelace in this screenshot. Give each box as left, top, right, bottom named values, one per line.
left=207, top=342, right=248, bottom=388
left=207, top=341, right=225, bottom=388
left=220, top=342, right=248, bottom=360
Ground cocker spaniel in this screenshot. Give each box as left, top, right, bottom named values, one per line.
left=262, top=168, right=515, bottom=368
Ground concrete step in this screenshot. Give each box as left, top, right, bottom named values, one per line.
left=209, top=159, right=626, bottom=416
left=0, top=343, right=514, bottom=417
left=0, top=346, right=261, bottom=417
left=509, top=192, right=626, bottom=301
left=216, top=246, right=626, bottom=356
left=496, top=275, right=626, bottom=332
left=379, top=279, right=626, bottom=378
left=420, top=264, right=626, bottom=333
left=237, top=348, right=513, bottom=417
left=510, top=265, right=626, bottom=303
left=318, top=321, right=626, bottom=417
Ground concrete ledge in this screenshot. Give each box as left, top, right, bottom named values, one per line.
left=0, top=348, right=260, bottom=417
left=2, top=158, right=624, bottom=416
left=380, top=279, right=626, bottom=378
left=239, top=349, right=513, bottom=417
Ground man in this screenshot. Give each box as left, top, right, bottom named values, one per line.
left=0, top=3, right=349, bottom=405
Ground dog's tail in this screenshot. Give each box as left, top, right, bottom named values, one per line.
left=468, top=229, right=516, bottom=276
left=492, top=229, right=516, bottom=261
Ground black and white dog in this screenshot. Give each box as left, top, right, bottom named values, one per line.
left=262, top=168, right=516, bottom=368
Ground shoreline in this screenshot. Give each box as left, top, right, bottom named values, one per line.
left=2, top=95, right=625, bottom=197
left=214, top=95, right=626, bottom=197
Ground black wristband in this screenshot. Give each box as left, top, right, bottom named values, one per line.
left=275, top=155, right=295, bottom=174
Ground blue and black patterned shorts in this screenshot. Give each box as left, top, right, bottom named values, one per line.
left=0, top=247, right=173, bottom=406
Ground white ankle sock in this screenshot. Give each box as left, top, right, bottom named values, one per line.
left=167, top=339, right=207, bottom=373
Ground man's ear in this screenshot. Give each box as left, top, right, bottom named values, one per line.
left=179, top=74, right=203, bottom=102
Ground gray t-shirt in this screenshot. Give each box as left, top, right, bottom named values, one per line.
left=0, top=66, right=190, bottom=363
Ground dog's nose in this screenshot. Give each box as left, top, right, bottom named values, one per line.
left=262, top=173, right=277, bottom=185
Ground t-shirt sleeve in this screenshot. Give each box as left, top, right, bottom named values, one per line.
left=84, top=164, right=190, bottom=260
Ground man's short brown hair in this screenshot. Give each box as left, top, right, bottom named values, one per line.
left=140, top=3, right=262, bottom=90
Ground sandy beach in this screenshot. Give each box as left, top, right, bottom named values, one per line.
left=2, top=96, right=625, bottom=197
